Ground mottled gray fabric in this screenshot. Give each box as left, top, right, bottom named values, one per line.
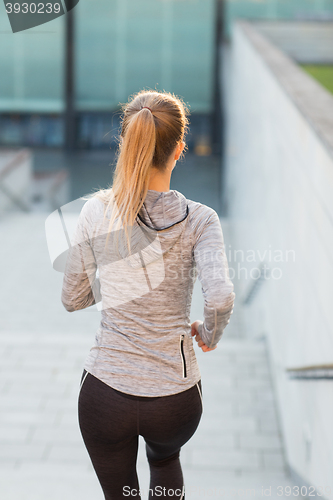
left=61, top=188, right=235, bottom=397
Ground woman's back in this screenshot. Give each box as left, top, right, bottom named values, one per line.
left=62, top=187, right=235, bottom=397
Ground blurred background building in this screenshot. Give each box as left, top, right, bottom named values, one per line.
left=1, top=0, right=332, bottom=150
left=0, top=0, right=223, bottom=207
left=0, top=0, right=217, bottom=149
left=1, top=0, right=333, bottom=203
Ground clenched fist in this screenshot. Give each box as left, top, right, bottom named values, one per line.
left=190, top=320, right=217, bottom=352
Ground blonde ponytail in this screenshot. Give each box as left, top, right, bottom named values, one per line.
left=84, top=89, right=189, bottom=258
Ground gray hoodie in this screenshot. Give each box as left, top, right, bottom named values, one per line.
left=61, top=188, right=235, bottom=397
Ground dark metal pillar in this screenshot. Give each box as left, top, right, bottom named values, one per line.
left=212, top=0, right=227, bottom=216
left=211, top=0, right=224, bottom=157
left=64, top=3, right=75, bottom=151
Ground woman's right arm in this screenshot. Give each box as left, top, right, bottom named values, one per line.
left=192, top=210, right=235, bottom=350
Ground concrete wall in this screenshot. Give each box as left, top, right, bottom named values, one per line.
left=223, top=20, right=333, bottom=494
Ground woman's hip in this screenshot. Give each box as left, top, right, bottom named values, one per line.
left=78, top=369, right=203, bottom=443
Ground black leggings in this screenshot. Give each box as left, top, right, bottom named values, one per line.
left=78, top=369, right=203, bottom=500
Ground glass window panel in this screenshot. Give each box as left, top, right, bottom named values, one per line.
left=0, top=13, right=64, bottom=112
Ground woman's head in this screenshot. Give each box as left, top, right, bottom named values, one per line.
left=89, top=89, right=190, bottom=254
left=119, top=90, right=188, bottom=171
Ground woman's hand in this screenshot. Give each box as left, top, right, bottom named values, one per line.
left=191, top=320, right=217, bottom=352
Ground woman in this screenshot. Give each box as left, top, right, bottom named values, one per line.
left=61, top=89, right=235, bottom=499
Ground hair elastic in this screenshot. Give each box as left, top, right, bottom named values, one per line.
left=141, top=106, right=152, bottom=112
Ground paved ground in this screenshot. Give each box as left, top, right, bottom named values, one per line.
left=0, top=206, right=297, bottom=499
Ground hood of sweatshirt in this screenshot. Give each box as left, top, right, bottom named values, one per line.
left=117, top=189, right=189, bottom=270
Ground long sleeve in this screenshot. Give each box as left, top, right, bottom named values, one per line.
left=193, top=210, right=235, bottom=349
left=61, top=200, right=102, bottom=312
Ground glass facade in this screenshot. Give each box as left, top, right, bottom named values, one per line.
left=0, top=13, right=64, bottom=113
left=225, top=0, right=333, bottom=39
left=0, top=0, right=216, bottom=116
left=76, top=0, right=215, bottom=113
left=0, top=0, right=216, bottom=147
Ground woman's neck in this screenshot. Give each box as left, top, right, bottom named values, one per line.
left=147, top=165, right=173, bottom=192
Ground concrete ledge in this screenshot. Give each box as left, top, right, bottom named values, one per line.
left=236, top=20, right=333, bottom=161
left=251, top=21, right=333, bottom=64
